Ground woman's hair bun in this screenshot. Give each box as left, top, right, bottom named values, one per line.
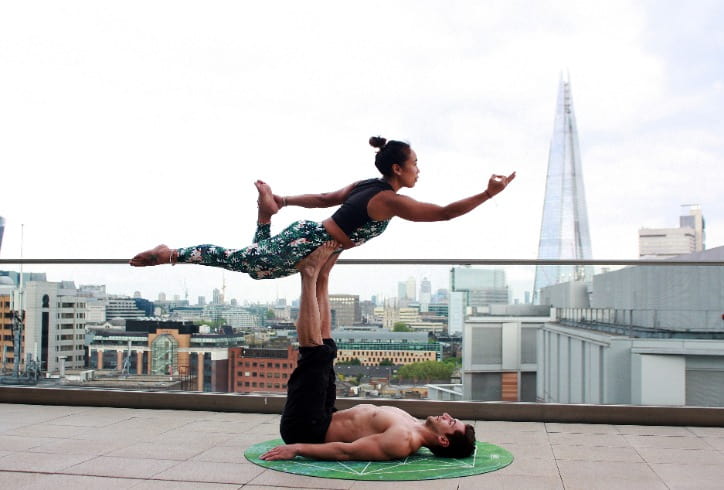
left=369, top=136, right=387, bottom=149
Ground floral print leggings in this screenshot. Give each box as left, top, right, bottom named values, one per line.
left=176, top=220, right=334, bottom=280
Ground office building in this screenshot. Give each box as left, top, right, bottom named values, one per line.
left=406, top=277, right=417, bottom=302
left=462, top=305, right=552, bottom=402
left=87, top=320, right=241, bottom=392
left=228, top=345, right=296, bottom=394
left=538, top=246, right=724, bottom=406
left=0, top=278, right=16, bottom=369
left=419, top=277, right=431, bottom=307
left=329, top=294, right=360, bottom=328
left=334, top=329, right=441, bottom=366
left=23, top=281, right=88, bottom=373
left=639, top=204, right=706, bottom=258
left=448, top=267, right=509, bottom=334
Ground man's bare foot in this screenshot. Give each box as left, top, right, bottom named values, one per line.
left=130, top=244, right=175, bottom=267
left=255, top=180, right=279, bottom=220
left=295, top=241, right=339, bottom=276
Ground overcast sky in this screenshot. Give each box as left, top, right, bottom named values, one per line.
left=1, top=1, right=721, bottom=304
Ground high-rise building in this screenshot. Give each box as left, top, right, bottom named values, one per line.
left=329, top=294, right=360, bottom=328
left=450, top=267, right=509, bottom=306
left=397, top=282, right=407, bottom=300
left=405, top=277, right=416, bottom=302
left=533, top=77, right=594, bottom=302
left=24, top=281, right=88, bottom=373
left=680, top=204, right=705, bottom=251
left=0, top=216, right=5, bottom=253
left=0, top=278, right=16, bottom=370
left=639, top=205, right=706, bottom=259
left=448, top=267, right=509, bottom=334
left=419, top=277, right=432, bottom=306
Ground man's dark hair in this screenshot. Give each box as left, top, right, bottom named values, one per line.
left=428, top=423, right=476, bottom=458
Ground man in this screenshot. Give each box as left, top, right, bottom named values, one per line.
left=261, top=242, right=476, bottom=461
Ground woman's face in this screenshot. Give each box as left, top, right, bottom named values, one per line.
left=398, top=149, right=419, bottom=188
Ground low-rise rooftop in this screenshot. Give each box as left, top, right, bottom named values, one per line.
left=2, top=402, right=724, bottom=489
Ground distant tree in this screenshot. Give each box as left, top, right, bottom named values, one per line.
left=265, top=309, right=275, bottom=320
left=442, top=356, right=462, bottom=369
left=393, top=322, right=412, bottom=332
left=379, top=358, right=394, bottom=366
left=398, top=360, right=454, bottom=384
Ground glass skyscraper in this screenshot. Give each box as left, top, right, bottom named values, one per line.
left=533, top=78, right=593, bottom=302
left=0, top=216, right=5, bottom=254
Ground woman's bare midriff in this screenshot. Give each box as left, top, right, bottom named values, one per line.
left=324, top=404, right=418, bottom=443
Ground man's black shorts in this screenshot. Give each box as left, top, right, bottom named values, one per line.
left=280, top=338, right=337, bottom=444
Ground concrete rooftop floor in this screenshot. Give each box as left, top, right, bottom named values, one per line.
left=1, top=403, right=724, bottom=489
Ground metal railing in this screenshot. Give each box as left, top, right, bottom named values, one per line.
left=1, top=256, right=723, bottom=426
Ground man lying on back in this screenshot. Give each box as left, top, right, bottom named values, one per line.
left=260, top=243, right=476, bottom=461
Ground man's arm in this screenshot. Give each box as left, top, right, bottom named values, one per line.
left=277, top=183, right=357, bottom=209
left=260, top=430, right=417, bottom=461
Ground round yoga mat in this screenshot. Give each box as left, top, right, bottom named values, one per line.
left=244, top=439, right=513, bottom=481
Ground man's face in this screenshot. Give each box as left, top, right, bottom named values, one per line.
left=426, top=412, right=466, bottom=437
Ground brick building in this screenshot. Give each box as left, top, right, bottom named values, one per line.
left=228, top=345, right=297, bottom=394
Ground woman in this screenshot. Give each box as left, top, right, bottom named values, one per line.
left=130, top=136, right=515, bottom=277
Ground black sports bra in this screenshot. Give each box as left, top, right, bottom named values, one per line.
left=331, top=178, right=393, bottom=236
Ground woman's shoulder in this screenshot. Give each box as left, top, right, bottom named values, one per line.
left=354, top=177, right=386, bottom=187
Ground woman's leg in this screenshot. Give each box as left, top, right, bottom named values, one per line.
left=136, top=220, right=328, bottom=278
left=253, top=180, right=276, bottom=243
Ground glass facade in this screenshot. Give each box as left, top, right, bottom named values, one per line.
left=534, top=78, right=594, bottom=301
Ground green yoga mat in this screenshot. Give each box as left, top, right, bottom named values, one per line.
left=244, top=439, right=513, bottom=481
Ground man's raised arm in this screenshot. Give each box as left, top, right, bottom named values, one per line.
left=260, top=430, right=417, bottom=462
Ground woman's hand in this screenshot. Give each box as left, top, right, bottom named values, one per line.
left=486, top=172, right=516, bottom=198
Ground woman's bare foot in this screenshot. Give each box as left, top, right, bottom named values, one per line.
left=130, top=244, right=175, bottom=267
left=295, top=241, right=339, bottom=276
left=255, top=180, right=279, bottom=222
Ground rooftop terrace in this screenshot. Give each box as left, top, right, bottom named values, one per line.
left=2, top=400, right=724, bottom=489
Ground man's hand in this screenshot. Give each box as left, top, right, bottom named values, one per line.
left=260, top=444, right=299, bottom=461
left=486, top=171, right=516, bottom=197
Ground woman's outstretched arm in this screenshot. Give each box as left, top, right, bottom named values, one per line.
left=372, top=172, right=516, bottom=222
left=275, top=182, right=357, bottom=209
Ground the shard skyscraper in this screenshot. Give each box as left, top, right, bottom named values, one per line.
left=533, top=77, right=593, bottom=302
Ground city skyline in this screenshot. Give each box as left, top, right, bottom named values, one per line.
left=1, top=2, right=722, bottom=304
